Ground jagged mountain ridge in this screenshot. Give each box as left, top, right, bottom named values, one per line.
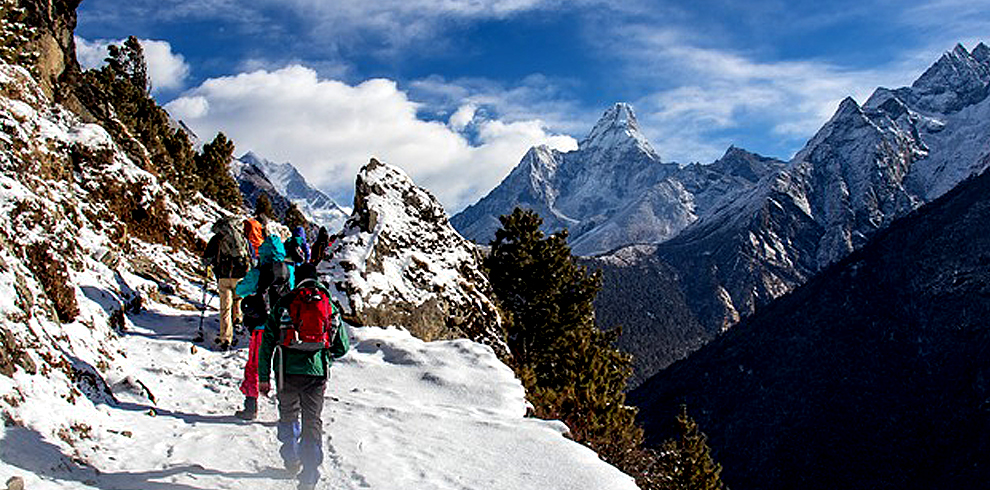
left=592, top=42, right=990, bottom=385
left=451, top=103, right=783, bottom=256
left=628, top=163, right=990, bottom=490
left=234, top=152, right=349, bottom=232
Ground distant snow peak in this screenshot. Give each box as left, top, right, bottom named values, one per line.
left=909, top=42, right=990, bottom=113
left=579, top=102, right=658, bottom=158
left=236, top=150, right=348, bottom=232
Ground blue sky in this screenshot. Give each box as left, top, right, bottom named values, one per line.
left=74, top=0, right=990, bottom=212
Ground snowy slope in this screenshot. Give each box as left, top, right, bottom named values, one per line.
left=0, top=59, right=637, bottom=489
left=1, top=307, right=637, bottom=490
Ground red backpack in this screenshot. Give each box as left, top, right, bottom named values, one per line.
left=279, top=281, right=336, bottom=351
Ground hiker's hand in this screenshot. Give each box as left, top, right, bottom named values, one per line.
left=259, top=382, right=270, bottom=396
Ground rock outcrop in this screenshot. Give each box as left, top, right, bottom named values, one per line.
left=319, top=159, right=508, bottom=358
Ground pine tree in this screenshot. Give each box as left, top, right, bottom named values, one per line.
left=195, top=133, right=241, bottom=211
left=485, top=207, right=644, bottom=471
left=284, top=202, right=308, bottom=229
left=105, top=36, right=148, bottom=93
left=255, top=193, right=273, bottom=219
left=654, top=405, right=728, bottom=490
left=78, top=36, right=197, bottom=194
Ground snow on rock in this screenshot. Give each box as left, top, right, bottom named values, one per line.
left=320, top=158, right=509, bottom=359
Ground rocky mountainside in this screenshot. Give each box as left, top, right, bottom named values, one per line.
left=451, top=103, right=782, bottom=256
left=629, top=163, right=990, bottom=490
left=237, top=151, right=349, bottom=232
left=592, top=42, right=990, bottom=385
left=318, top=159, right=509, bottom=359
left=0, top=51, right=228, bottom=456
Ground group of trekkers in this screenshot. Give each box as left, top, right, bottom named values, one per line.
left=201, top=213, right=347, bottom=490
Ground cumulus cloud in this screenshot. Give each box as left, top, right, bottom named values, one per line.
left=73, top=36, right=191, bottom=93
left=165, top=65, right=577, bottom=213
left=139, top=40, right=191, bottom=91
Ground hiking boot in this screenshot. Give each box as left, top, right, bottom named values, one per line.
left=192, top=331, right=204, bottom=343
left=216, top=340, right=230, bottom=352
left=234, top=397, right=257, bottom=420
left=284, top=459, right=301, bottom=476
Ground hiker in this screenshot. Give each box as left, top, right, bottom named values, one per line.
left=243, top=215, right=266, bottom=261
left=202, top=216, right=250, bottom=350
left=285, top=226, right=310, bottom=266
left=258, top=264, right=349, bottom=490
left=309, top=226, right=331, bottom=265
left=234, top=234, right=294, bottom=420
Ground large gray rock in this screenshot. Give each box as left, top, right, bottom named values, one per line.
left=319, top=159, right=508, bottom=358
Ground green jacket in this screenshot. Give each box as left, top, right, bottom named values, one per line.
left=258, top=281, right=350, bottom=383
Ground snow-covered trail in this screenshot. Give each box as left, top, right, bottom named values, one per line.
left=1, top=293, right=638, bottom=490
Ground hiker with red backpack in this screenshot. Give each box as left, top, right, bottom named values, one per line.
left=233, top=234, right=294, bottom=420
left=201, top=216, right=251, bottom=350
left=258, top=263, right=349, bottom=490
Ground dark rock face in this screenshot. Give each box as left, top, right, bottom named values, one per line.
left=629, top=165, right=990, bottom=490
left=320, top=159, right=509, bottom=359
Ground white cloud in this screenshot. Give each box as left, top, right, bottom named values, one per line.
left=75, top=36, right=109, bottom=71
left=139, top=39, right=191, bottom=91
left=73, top=36, right=191, bottom=93
left=165, top=65, right=577, bottom=213
left=448, top=104, right=477, bottom=132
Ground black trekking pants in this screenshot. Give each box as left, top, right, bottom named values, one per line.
left=277, top=373, right=327, bottom=485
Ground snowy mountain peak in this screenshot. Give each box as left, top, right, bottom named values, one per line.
left=235, top=150, right=349, bottom=232
left=909, top=43, right=990, bottom=113
left=579, top=102, right=658, bottom=157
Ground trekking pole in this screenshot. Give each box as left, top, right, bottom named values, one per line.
left=195, top=266, right=213, bottom=342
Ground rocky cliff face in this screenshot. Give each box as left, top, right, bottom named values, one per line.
left=318, top=159, right=509, bottom=359
left=18, top=0, right=85, bottom=112
left=0, top=54, right=229, bottom=454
